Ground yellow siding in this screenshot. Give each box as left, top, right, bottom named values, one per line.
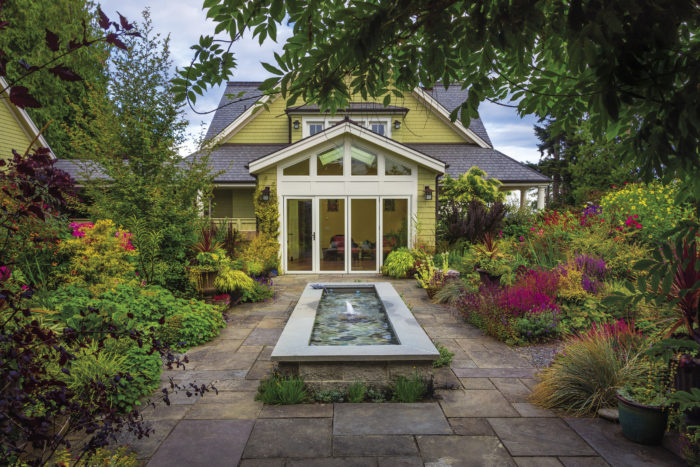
left=0, top=100, right=32, bottom=160
left=257, top=167, right=277, bottom=187
left=416, top=167, right=437, bottom=248
left=226, top=97, right=289, bottom=144
left=224, top=89, right=466, bottom=145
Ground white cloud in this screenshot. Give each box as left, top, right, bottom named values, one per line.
left=98, top=2, right=540, bottom=161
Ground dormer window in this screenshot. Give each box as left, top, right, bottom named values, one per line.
left=301, top=117, right=392, bottom=138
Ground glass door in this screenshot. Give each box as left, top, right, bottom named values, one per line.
left=286, top=198, right=313, bottom=272
left=350, top=198, right=378, bottom=272
left=318, top=198, right=346, bottom=271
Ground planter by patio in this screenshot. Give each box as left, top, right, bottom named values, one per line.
left=190, top=269, right=218, bottom=296
left=476, top=268, right=500, bottom=285
left=617, top=392, right=668, bottom=445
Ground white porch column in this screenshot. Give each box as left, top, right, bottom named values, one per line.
left=537, top=186, right=546, bottom=210
left=519, top=189, right=527, bottom=209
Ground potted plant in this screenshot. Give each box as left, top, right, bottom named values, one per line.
left=189, top=225, right=226, bottom=295
left=617, top=359, right=669, bottom=445
left=473, top=233, right=512, bottom=285
left=668, top=388, right=700, bottom=464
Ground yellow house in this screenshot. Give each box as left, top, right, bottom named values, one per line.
left=0, top=77, right=53, bottom=159
left=189, top=81, right=549, bottom=274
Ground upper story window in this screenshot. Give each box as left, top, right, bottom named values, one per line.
left=370, top=122, right=385, bottom=136
left=308, top=123, right=324, bottom=136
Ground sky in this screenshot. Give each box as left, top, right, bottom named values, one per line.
left=100, top=1, right=542, bottom=163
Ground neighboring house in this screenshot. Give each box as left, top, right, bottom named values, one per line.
left=190, top=81, right=549, bottom=274
left=0, top=77, right=53, bottom=159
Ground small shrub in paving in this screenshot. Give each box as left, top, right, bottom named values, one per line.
left=314, top=389, right=345, bottom=403
left=256, top=375, right=309, bottom=405
left=432, top=342, right=455, bottom=368
left=392, top=372, right=428, bottom=403
left=346, top=382, right=367, bottom=403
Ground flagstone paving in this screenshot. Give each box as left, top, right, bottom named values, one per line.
left=122, top=274, right=684, bottom=466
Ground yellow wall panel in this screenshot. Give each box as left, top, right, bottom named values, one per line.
left=416, top=167, right=437, bottom=248
left=0, top=100, right=32, bottom=160
left=226, top=97, right=289, bottom=144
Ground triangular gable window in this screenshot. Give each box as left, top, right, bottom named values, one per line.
left=385, top=155, right=412, bottom=176
left=283, top=158, right=310, bottom=176
left=351, top=145, right=377, bottom=175
left=317, top=146, right=344, bottom=175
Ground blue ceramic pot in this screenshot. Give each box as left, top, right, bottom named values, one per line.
left=617, top=392, right=668, bottom=445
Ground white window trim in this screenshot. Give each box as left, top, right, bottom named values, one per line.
left=302, top=116, right=392, bottom=139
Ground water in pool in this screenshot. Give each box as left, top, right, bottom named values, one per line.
left=309, top=287, right=399, bottom=346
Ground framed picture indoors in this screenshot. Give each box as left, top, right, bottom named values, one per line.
left=384, top=199, right=395, bottom=211
left=327, top=199, right=339, bottom=212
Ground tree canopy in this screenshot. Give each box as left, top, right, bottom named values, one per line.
left=177, top=0, right=700, bottom=199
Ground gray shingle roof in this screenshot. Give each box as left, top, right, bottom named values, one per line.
left=53, top=159, right=110, bottom=181
left=205, top=81, right=492, bottom=146
left=406, top=144, right=550, bottom=183
left=423, top=85, right=492, bottom=147
left=286, top=102, right=408, bottom=114
left=187, top=144, right=287, bottom=183
left=204, top=82, right=266, bottom=141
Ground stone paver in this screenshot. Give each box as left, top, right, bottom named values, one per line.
left=120, top=275, right=682, bottom=466
left=243, top=418, right=332, bottom=458
left=488, top=418, right=596, bottom=457
left=147, top=419, right=254, bottom=466
left=417, top=435, right=515, bottom=466
left=333, top=435, right=418, bottom=456
left=438, top=389, right=520, bottom=418
left=333, top=403, right=452, bottom=435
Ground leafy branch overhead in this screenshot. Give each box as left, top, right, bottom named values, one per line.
left=0, top=4, right=140, bottom=109
left=176, top=0, right=700, bottom=199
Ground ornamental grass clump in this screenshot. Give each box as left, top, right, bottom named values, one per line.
left=255, top=374, right=308, bottom=405
left=392, top=372, right=428, bottom=402
left=530, top=320, right=644, bottom=415
left=382, top=248, right=415, bottom=278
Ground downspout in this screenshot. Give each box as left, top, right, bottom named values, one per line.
left=253, top=173, right=259, bottom=234
left=287, top=114, right=292, bottom=144
left=435, top=173, right=441, bottom=249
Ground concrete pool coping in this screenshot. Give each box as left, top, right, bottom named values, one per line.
left=271, top=282, right=439, bottom=362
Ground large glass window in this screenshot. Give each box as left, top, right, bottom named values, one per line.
left=385, top=155, right=412, bottom=176
left=382, top=198, right=408, bottom=261
left=283, top=158, right=310, bottom=176
left=350, top=146, right=377, bottom=175
left=317, top=146, right=344, bottom=176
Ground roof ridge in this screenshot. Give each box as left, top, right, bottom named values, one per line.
left=226, top=81, right=264, bottom=86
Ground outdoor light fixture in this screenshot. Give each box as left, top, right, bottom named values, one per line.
left=424, top=185, right=433, bottom=200
left=293, top=120, right=300, bottom=130
left=261, top=186, right=271, bottom=201
left=394, top=120, right=401, bottom=130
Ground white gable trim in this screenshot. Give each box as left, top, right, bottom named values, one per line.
left=203, top=93, right=277, bottom=149
left=248, top=121, right=446, bottom=174
left=0, top=77, right=54, bottom=157
left=411, top=87, right=491, bottom=149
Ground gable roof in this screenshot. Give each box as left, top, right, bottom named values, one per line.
left=53, top=159, right=111, bottom=181
left=0, top=77, right=54, bottom=156
left=248, top=119, right=446, bottom=174
left=406, top=144, right=550, bottom=184
left=187, top=144, right=287, bottom=183
left=204, top=81, right=493, bottom=148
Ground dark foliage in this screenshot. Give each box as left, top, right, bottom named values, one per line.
left=441, top=200, right=506, bottom=245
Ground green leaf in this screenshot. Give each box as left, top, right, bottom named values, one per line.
left=261, top=62, right=284, bottom=75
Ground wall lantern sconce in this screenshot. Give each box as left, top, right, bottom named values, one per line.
left=394, top=120, right=401, bottom=130
left=261, top=186, right=271, bottom=201
left=424, top=185, right=433, bottom=201
left=293, top=120, right=300, bottom=130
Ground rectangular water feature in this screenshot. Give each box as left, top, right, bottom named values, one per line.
left=272, top=282, right=439, bottom=390
left=310, top=287, right=399, bottom=346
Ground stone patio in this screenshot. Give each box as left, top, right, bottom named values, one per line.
left=124, top=275, right=683, bottom=467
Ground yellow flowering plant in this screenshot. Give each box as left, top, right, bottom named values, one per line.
left=600, top=181, right=694, bottom=244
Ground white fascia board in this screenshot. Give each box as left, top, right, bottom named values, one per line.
left=411, top=87, right=491, bottom=149
left=248, top=121, right=446, bottom=174
left=203, top=93, right=276, bottom=149
left=0, top=77, right=54, bottom=157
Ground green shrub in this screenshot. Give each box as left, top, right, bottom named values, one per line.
left=514, top=311, right=560, bottom=343
left=367, top=388, right=388, bottom=402
left=382, top=248, right=415, bottom=278
left=214, top=267, right=255, bottom=293
left=433, top=343, right=455, bottom=368
left=530, top=324, right=644, bottom=415
left=240, top=233, right=279, bottom=273
left=245, top=260, right=264, bottom=276
left=315, top=389, right=345, bottom=403
left=346, top=382, right=367, bottom=403
left=392, top=373, right=427, bottom=402
left=256, top=375, right=308, bottom=404
left=432, top=280, right=466, bottom=306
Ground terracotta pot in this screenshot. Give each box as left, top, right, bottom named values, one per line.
left=617, top=392, right=668, bottom=445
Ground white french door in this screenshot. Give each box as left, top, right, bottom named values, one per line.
left=283, top=196, right=408, bottom=274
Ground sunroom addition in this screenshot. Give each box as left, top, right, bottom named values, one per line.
left=248, top=121, right=446, bottom=274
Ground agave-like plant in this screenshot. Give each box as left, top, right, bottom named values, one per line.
left=192, top=223, right=223, bottom=254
